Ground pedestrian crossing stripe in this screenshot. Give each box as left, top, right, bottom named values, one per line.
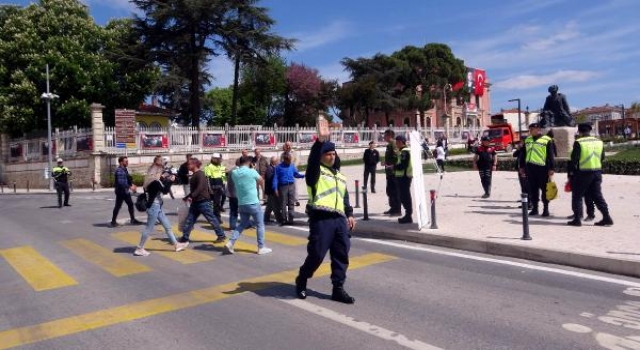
left=60, top=239, right=151, bottom=277
left=0, top=246, right=78, bottom=292
left=172, top=226, right=257, bottom=254
left=218, top=224, right=308, bottom=247
left=0, top=253, right=397, bottom=349
left=111, top=231, right=214, bottom=264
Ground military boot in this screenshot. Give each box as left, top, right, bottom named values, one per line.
left=594, top=214, right=614, bottom=227
left=567, top=219, right=581, bottom=227
left=331, top=285, right=355, bottom=304
left=541, top=203, right=550, bottom=217
left=295, top=276, right=307, bottom=299
left=528, top=204, right=539, bottom=216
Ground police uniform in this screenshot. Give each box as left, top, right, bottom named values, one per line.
left=295, top=140, right=356, bottom=304
left=52, top=159, right=71, bottom=208
left=519, top=123, right=555, bottom=216
left=383, top=131, right=401, bottom=215
left=474, top=137, right=497, bottom=198
left=567, top=123, right=613, bottom=227
left=394, top=135, right=413, bottom=224
left=204, top=155, right=226, bottom=222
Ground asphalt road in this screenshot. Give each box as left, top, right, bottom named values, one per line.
left=1, top=192, right=640, bottom=350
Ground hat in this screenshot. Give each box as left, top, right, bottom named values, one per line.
left=481, top=136, right=490, bottom=142
left=395, top=135, right=407, bottom=143
left=56, top=158, right=63, bottom=163
left=528, top=122, right=541, bottom=129
left=321, top=142, right=336, bottom=154
left=577, top=123, right=593, bottom=133
left=211, top=153, right=221, bottom=159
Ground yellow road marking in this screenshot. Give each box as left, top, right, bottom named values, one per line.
left=219, top=224, right=308, bottom=246
left=0, top=246, right=77, bottom=292
left=0, top=253, right=395, bottom=349
left=60, top=239, right=151, bottom=277
left=112, top=231, right=214, bottom=264
left=173, top=225, right=257, bottom=254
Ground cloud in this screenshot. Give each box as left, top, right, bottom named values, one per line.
left=288, top=20, right=352, bottom=52
left=521, top=21, right=580, bottom=51
left=495, top=70, right=602, bottom=90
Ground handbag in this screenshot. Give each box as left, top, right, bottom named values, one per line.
left=546, top=180, right=559, bottom=201
left=135, top=192, right=148, bottom=212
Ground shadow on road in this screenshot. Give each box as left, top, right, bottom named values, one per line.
left=222, top=282, right=332, bottom=301
left=39, top=205, right=61, bottom=209
left=113, top=247, right=135, bottom=254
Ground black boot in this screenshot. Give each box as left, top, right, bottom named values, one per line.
left=585, top=213, right=596, bottom=222
left=398, top=215, right=413, bottom=224
left=529, top=205, right=539, bottom=216
left=567, top=219, right=581, bottom=227
left=331, top=285, right=355, bottom=304
left=295, top=276, right=307, bottom=299
left=541, top=203, right=549, bottom=217
left=594, top=215, right=614, bottom=227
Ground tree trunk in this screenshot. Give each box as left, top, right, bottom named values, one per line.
left=230, top=53, right=241, bottom=126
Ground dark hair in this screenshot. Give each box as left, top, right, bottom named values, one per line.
left=118, top=156, right=127, bottom=164
left=369, top=141, right=375, bottom=145
left=546, top=129, right=555, bottom=138
left=384, top=129, right=395, bottom=137
left=186, top=153, right=192, bottom=159
left=238, top=156, right=251, bottom=165
left=189, top=158, right=202, bottom=168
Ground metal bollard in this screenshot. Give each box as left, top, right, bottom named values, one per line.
left=521, top=193, right=531, bottom=240
left=27, top=180, right=30, bottom=192
left=362, top=186, right=369, bottom=221
left=13, top=181, right=16, bottom=193
left=354, top=180, right=360, bottom=208
left=429, top=189, right=438, bottom=229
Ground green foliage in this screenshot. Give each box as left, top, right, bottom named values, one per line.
left=203, top=87, right=234, bottom=126
left=609, top=147, right=640, bottom=161
left=106, top=173, right=145, bottom=187
left=0, top=0, right=156, bottom=135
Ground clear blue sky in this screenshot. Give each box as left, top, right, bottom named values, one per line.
left=7, top=0, right=640, bottom=113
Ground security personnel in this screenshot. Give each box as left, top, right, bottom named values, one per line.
left=295, top=117, right=356, bottom=304
left=567, top=123, right=613, bottom=227
left=204, top=153, right=226, bottom=223
left=518, top=123, right=555, bottom=216
left=52, top=158, right=71, bottom=208
left=382, top=129, right=401, bottom=215
left=394, top=134, right=413, bottom=224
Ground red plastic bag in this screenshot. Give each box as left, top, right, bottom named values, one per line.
left=564, top=181, right=572, bottom=193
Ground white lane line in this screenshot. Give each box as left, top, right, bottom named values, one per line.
left=358, top=239, right=640, bottom=288
left=280, top=298, right=443, bottom=350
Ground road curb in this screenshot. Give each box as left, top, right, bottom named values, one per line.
left=353, top=223, right=640, bottom=278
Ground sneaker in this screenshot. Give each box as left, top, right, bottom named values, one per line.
left=331, top=287, right=355, bottom=304
left=257, top=247, right=272, bottom=255
left=295, top=276, right=307, bottom=299
left=175, top=241, right=189, bottom=252
left=225, top=241, right=235, bottom=254
left=108, top=221, right=120, bottom=228
left=214, top=236, right=226, bottom=243
left=133, top=248, right=150, bottom=257
left=130, top=219, right=143, bottom=225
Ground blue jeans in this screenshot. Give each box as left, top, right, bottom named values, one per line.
left=229, top=203, right=266, bottom=248
left=139, top=202, right=177, bottom=248
left=180, top=200, right=225, bottom=242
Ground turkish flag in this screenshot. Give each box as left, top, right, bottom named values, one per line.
left=474, top=69, right=486, bottom=96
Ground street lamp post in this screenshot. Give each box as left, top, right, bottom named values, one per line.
left=41, top=64, right=59, bottom=191
left=508, top=98, right=522, bottom=137
left=443, top=84, right=452, bottom=137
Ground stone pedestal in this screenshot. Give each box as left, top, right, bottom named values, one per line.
left=548, top=126, right=575, bottom=158
left=91, top=103, right=105, bottom=151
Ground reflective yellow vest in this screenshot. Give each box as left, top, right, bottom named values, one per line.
left=204, top=163, right=226, bottom=181
left=525, top=135, right=551, bottom=166
left=52, top=166, right=70, bottom=182
left=394, top=147, right=413, bottom=178
left=577, top=136, right=603, bottom=171
left=307, top=165, right=347, bottom=216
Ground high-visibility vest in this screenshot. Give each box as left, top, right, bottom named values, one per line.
left=52, top=166, right=70, bottom=182
left=394, top=147, right=413, bottom=178
left=577, top=136, right=603, bottom=171
left=307, top=165, right=347, bottom=216
left=525, top=135, right=551, bottom=166
left=204, top=163, right=226, bottom=181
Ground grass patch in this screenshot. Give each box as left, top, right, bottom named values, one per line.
left=609, top=147, right=640, bottom=161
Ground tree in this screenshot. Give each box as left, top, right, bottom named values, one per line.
left=203, top=87, right=233, bottom=126
left=284, top=63, right=330, bottom=126
left=133, top=0, right=291, bottom=128
left=236, top=55, right=287, bottom=125
left=0, top=0, right=156, bottom=135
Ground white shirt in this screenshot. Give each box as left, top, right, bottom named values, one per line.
left=436, top=146, right=446, bottom=160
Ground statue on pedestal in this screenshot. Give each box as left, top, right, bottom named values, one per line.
left=540, top=85, right=575, bottom=127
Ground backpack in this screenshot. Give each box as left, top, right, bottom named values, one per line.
left=135, top=192, right=148, bottom=212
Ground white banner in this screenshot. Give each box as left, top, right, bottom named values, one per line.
left=410, top=131, right=430, bottom=230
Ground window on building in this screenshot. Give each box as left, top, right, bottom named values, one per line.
left=388, top=119, right=394, bottom=127
left=403, top=117, right=410, bottom=126
left=426, top=117, right=431, bottom=127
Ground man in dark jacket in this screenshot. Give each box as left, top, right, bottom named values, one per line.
left=383, top=129, right=401, bottom=215
left=362, top=141, right=379, bottom=193
left=177, top=153, right=192, bottom=196
left=263, top=156, right=282, bottom=223
left=110, top=156, right=142, bottom=227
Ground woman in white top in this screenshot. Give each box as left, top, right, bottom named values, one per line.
left=435, top=141, right=446, bottom=172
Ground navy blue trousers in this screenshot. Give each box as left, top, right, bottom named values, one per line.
left=299, top=215, right=350, bottom=286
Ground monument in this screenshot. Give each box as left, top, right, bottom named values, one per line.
left=540, top=85, right=575, bottom=157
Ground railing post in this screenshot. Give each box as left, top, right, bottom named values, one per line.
left=429, top=189, right=438, bottom=229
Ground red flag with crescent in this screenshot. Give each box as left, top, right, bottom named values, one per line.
left=474, top=69, right=485, bottom=96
